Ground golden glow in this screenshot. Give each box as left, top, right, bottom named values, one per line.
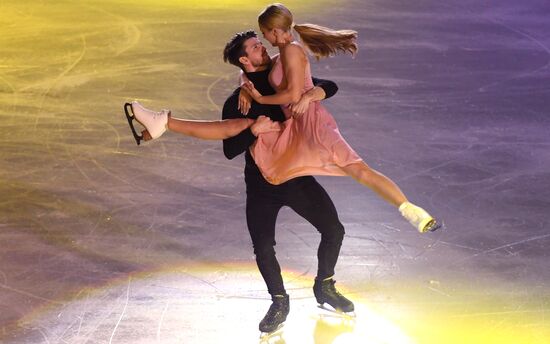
left=18, top=263, right=414, bottom=343
left=353, top=280, right=550, bottom=344
left=16, top=263, right=550, bottom=343
left=0, top=0, right=332, bottom=121
left=110, top=0, right=307, bottom=10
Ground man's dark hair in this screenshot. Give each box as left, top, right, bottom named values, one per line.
left=223, top=30, right=258, bottom=70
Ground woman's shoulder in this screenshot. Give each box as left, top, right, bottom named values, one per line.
left=281, top=42, right=306, bottom=59
left=287, top=41, right=306, bottom=52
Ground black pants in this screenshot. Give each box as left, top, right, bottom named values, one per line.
left=246, top=169, right=345, bottom=296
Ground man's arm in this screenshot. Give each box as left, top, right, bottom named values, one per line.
left=222, top=88, right=257, bottom=160
left=311, top=77, right=338, bottom=99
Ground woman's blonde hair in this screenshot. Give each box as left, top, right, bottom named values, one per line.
left=258, top=3, right=357, bottom=59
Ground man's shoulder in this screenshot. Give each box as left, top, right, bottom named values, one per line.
left=226, top=87, right=241, bottom=100
left=222, top=87, right=242, bottom=119
left=222, top=87, right=241, bottom=111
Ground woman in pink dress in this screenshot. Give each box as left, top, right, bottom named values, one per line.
left=125, top=4, right=441, bottom=234
left=240, top=3, right=440, bottom=233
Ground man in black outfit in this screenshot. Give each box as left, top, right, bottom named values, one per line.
left=222, top=31, right=354, bottom=333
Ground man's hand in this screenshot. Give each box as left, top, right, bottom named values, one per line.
left=250, top=115, right=281, bottom=136
left=289, top=93, right=312, bottom=118
left=238, top=88, right=252, bottom=115
left=289, top=85, right=327, bottom=118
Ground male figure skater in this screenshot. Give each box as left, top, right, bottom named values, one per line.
left=222, top=31, right=353, bottom=333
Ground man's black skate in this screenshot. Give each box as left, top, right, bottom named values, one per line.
left=259, top=294, right=289, bottom=334
left=123, top=103, right=143, bottom=145
left=313, top=278, right=354, bottom=314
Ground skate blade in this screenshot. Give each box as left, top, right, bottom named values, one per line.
left=259, top=323, right=284, bottom=342
left=422, top=219, right=443, bottom=233
left=317, top=304, right=356, bottom=320
left=124, top=102, right=143, bottom=146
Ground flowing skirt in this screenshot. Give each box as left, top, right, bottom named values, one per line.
left=251, top=102, right=363, bottom=185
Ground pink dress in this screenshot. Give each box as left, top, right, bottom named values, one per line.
left=250, top=54, right=363, bottom=185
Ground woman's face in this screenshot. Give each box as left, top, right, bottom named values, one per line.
left=260, top=26, right=277, bottom=46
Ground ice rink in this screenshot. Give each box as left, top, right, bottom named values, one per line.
left=1, top=0, right=549, bottom=343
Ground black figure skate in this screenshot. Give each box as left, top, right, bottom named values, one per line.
left=259, top=294, right=289, bottom=338
left=314, top=278, right=356, bottom=318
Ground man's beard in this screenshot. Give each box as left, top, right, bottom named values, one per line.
left=252, top=54, right=271, bottom=68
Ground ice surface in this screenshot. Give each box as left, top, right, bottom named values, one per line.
left=0, top=0, right=549, bottom=343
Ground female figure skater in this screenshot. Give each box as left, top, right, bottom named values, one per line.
left=244, top=4, right=441, bottom=235
left=125, top=4, right=441, bottom=235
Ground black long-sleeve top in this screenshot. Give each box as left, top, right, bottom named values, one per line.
left=222, top=69, right=338, bottom=166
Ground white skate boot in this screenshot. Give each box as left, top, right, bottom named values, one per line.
left=124, top=101, right=169, bottom=145
left=399, top=201, right=442, bottom=233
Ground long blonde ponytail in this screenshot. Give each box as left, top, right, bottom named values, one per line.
left=258, top=3, right=357, bottom=59
left=293, top=23, right=357, bottom=59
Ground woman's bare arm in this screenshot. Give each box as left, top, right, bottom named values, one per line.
left=243, top=43, right=306, bottom=105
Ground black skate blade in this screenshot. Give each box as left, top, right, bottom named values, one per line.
left=317, top=304, right=356, bottom=319
left=124, top=102, right=143, bottom=146
left=259, top=323, right=284, bottom=342
left=425, top=219, right=444, bottom=233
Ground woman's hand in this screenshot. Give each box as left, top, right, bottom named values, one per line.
left=242, top=80, right=263, bottom=103
left=238, top=88, right=252, bottom=115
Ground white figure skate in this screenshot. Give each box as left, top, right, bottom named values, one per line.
left=124, top=101, right=169, bottom=145
left=399, top=202, right=442, bottom=233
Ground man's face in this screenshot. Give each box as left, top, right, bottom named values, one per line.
left=242, top=37, right=270, bottom=70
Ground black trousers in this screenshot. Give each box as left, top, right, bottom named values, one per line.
left=245, top=167, right=345, bottom=296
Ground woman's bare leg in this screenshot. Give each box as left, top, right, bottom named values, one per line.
left=131, top=101, right=253, bottom=141
left=340, top=161, right=440, bottom=232
left=340, top=161, right=407, bottom=207
left=167, top=115, right=254, bottom=140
